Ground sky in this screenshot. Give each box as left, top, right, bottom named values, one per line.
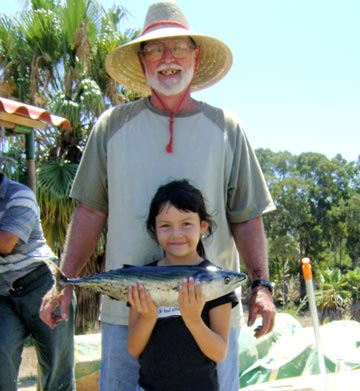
left=2, top=0, right=360, bottom=162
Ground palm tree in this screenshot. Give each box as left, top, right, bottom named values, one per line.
left=315, top=269, right=352, bottom=323
left=1, top=0, right=140, bottom=332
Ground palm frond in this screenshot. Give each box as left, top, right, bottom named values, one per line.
left=37, top=161, right=77, bottom=254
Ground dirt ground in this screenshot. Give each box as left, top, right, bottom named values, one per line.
left=18, top=346, right=37, bottom=390
left=18, top=314, right=313, bottom=391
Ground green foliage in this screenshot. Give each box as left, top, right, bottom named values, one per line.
left=344, top=194, right=360, bottom=269
left=315, top=269, right=352, bottom=323
left=0, top=146, right=27, bottom=182
left=273, top=259, right=307, bottom=316
left=261, top=150, right=360, bottom=267
left=36, top=161, right=78, bottom=255
left=343, top=267, right=360, bottom=304
left=1, top=0, right=136, bottom=164
left=260, top=149, right=360, bottom=315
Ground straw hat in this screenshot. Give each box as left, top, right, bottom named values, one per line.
left=105, top=1, right=233, bottom=95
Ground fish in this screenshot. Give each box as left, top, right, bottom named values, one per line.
left=56, top=265, right=247, bottom=306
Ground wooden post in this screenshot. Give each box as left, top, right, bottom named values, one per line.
left=25, top=130, right=36, bottom=195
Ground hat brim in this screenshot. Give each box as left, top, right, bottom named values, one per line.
left=105, top=28, right=233, bottom=95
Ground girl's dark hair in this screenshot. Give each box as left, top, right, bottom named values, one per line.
left=146, top=179, right=215, bottom=258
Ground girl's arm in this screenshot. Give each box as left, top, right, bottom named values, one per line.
left=178, top=278, right=232, bottom=363
left=127, top=285, right=158, bottom=358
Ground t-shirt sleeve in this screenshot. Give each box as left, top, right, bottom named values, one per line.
left=206, top=290, right=239, bottom=311
left=70, top=109, right=111, bottom=212
left=224, top=110, right=276, bottom=223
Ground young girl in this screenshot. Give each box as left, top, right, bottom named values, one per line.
left=127, top=179, right=238, bottom=391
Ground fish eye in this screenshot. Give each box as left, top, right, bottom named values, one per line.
left=224, top=276, right=231, bottom=285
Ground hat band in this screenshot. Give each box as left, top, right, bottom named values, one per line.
left=141, top=20, right=190, bottom=36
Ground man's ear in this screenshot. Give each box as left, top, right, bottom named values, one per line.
left=194, top=46, right=201, bottom=74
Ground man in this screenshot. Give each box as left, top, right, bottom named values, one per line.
left=0, top=155, right=75, bottom=391
left=40, top=2, right=276, bottom=390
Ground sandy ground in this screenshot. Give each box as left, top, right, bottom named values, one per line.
left=18, top=345, right=100, bottom=391
left=18, top=314, right=313, bottom=391
left=18, top=346, right=37, bottom=390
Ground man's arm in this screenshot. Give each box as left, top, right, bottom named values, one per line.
left=230, top=215, right=275, bottom=338
left=0, top=231, right=19, bottom=254
left=40, top=202, right=107, bottom=328
left=60, top=202, right=107, bottom=277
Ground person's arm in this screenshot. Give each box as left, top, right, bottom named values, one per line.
left=60, top=203, right=107, bottom=277
left=0, top=231, right=19, bottom=254
left=230, top=215, right=276, bottom=338
left=127, top=284, right=158, bottom=357
left=0, top=189, right=36, bottom=253
left=40, top=202, right=107, bottom=328
left=179, top=278, right=232, bottom=363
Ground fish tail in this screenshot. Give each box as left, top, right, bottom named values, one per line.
left=41, top=266, right=68, bottom=304
left=53, top=268, right=70, bottom=296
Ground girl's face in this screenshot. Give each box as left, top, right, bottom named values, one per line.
left=155, top=203, right=209, bottom=263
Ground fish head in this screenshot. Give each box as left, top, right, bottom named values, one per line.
left=194, top=266, right=247, bottom=300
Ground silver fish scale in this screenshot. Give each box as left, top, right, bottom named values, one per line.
left=57, top=265, right=247, bottom=306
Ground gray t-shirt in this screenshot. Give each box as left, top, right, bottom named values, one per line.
left=71, top=98, right=275, bottom=325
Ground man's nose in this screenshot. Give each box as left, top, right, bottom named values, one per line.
left=162, top=46, right=175, bottom=60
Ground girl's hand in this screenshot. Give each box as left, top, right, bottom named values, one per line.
left=178, top=277, right=205, bottom=324
left=128, top=284, right=158, bottom=320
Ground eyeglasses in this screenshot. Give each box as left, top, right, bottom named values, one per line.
left=141, top=40, right=196, bottom=62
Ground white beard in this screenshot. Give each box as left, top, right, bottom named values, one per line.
left=145, top=61, right=195, bottom=96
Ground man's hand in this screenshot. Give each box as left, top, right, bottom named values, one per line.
left=230, top=218, right=276, bottom=338
left=247, top=286, right=275, bottom=338
left=40, top=285, right=73, bottom=329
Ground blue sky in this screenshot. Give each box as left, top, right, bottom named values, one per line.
left=2, top=0, right=359, bottom=162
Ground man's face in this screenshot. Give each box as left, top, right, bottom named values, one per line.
left=140, top=37, right=199, bottom=96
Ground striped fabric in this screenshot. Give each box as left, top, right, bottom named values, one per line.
left=0, top=173, right=56, bottom=295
